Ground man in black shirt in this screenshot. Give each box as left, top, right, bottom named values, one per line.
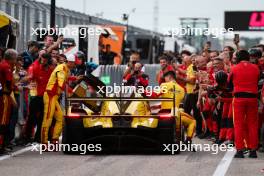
left=101, top=44, right=117, bottom=65
left=21, top=41, right=40, bottom=70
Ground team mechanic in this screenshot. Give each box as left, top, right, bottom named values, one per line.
left=22, top=51, right=54, bottom=143
left=150, top=71, right=196, bottom=144
left=41, top=54, right=83, bottom=147
left=230, top=50, right=260, bottom=158
left=0, top=49, right=17, bottom=154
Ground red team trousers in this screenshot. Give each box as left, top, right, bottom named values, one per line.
left=219, top=99, right=234, bottom=141
left=233, top=97, right=258, bottom=150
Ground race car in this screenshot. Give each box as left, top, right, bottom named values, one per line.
left=62, top=74, right=182, bottom=154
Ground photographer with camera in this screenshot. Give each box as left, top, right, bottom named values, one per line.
left=123, top=51, right=147, bottom=85
left=123, top=51, right=145, bottom=77
left=123, top=62, right=149, bottom=87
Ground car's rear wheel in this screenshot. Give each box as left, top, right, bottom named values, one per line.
left=62, top=118, right=84, bottom=154
left=157, top=118, right=180, bottom=154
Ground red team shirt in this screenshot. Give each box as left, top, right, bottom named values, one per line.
left=176, top=64, right=187, bottom=91
left=0, top=60, right=13, bottom=94
left=158, top=65, right=174, bottom=85
left=231, top=61, right=259, bottom=94
left=28, top=60, right=53, bottom=96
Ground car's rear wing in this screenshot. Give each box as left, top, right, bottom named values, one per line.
left=65, top=85, right=177, bottom=119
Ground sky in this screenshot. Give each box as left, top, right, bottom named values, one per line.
left=36, top=0, right=264, bottom=38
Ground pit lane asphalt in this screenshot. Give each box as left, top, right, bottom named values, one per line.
left=0, top=138, right=263, bottom=176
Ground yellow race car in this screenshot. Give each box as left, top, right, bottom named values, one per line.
left=62, top=74, right=182, bottom=154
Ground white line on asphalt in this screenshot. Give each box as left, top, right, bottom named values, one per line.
left=0, top=145, right=34, bottom=162
left=213, top=148, right=236, bottom=176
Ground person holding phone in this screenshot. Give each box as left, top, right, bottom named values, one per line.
left=233, top=34, right=240, bottom=51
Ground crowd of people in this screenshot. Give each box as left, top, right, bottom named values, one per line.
left=121, top=41, right=264, bottom=158
left=0, top=35, right=264, bottom=159
left=0, top=35, right=97, bottom=154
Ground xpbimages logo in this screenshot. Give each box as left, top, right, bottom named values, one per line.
left=97, top=83, right=168, bottom=96
left=31, top=25, right=102, bottom=38
left=162, top=26, right=234, bottom=38
left=31, top=142, right=102, bottom=154
left=163, top=142, right=235, bottom=154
